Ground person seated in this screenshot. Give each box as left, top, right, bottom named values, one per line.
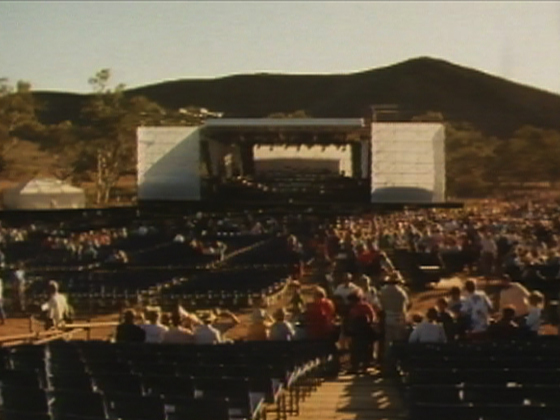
left=408, top=307, right=447, bottom=343
left=487, top=306, right=520, bottom=340
left=499, top=274, right=530, bottom=318
left=189, top=308, right=240, bottom=344
left=247, top=309, right=271, bottom=341
left=116, top=309, right=146, bottom=343
left=163, top=311, right=194, bottom=344
left=524, top=291, right=544, bottom=336
left=269, top=308, right=295, bottom=341
left=141, top=308, right=168, bottom=343
left=435, top=297, right=457, bottom=342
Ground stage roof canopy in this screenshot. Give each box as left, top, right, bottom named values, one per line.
left=204, top=118, right=365, bottom=130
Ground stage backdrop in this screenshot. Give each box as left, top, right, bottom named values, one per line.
left=137, top=127, right=202, bottom=201
left=370, top=123, right=446, bottom=203
left=252, top=145, right=353, bottom=176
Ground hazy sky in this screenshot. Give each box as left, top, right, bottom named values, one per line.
left=1, top=1, right=560, bottom=94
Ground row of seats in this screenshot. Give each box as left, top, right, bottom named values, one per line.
left=391, top=339, right=560, bottom=420
left=0, top=340, right=334, bottom=420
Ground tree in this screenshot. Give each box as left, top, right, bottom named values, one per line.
left=77, top=69, right=206, bottom=205
left=444, top=122, right=498, bottom=197
left=0, top=78, right=41, bottom=172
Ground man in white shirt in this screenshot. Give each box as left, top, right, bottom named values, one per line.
left=334, top=273, right=362, bottom=304
left=190, top=309, right=240, bottom=344
left=43, top=281, right=69, bottom=329
left=163, top=312, right=193, bottom=344
left=141, top=309, right=168, bottom=343
left=462, top=279, right=493, bottom=332
left=499, top=275, right=530, bottom=317
left=409, top=308, right=447, bottom=343
left=193, top=312, right=222, bottom=344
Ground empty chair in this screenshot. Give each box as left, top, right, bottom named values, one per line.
left=193, top=377, right=252, bottom=418
left=92, top=373, right=144, bottom=396
left=142, top=375, right=194, bottom=398
left=409, top=403, right=478, bottom=420
left=2, top=412, right=51, bottom=420
left=106, top=394, right=166, bottom=420
left=49, top=371, right=94, bottom=392
left=164, top=397, right=230, bottom=420
left=1, top=386, right=50, bottom=415
left=0, top=369, right=43, bottom=389
left=462, top=384, right=525, bottom=405
left=409, top=385, right=462, bottom=404
left=51, top=390, right=108, bottom=419
left=86, top=359, right=131, bottom=375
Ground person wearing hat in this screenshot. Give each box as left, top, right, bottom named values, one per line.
left=378, top=273, right=410, bottom=362
left=193, top=311, right=221, bottom=344
left=192, top=308, right=240, bottom=344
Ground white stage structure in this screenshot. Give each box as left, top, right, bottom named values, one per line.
left=136, top=120, right=446, bottom=204
left=370, top=123, right=446, bottom=203
left=137, top=127, right=201, bottom=201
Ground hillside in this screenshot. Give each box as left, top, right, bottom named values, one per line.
left=33, top=57, right=560, bottom=137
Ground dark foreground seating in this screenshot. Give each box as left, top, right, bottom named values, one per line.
left=0, top=340, right=335, bottom=420
left=392, top=338, right=560, bottom=420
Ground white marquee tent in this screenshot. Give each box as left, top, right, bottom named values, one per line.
left=2, top=178, right=86, bottom=210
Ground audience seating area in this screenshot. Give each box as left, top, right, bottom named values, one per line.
left=392, top=338, right=560, bottom=420
left=213, top=174, right=370, bottom=203
left=0, top=340, right=335, bottom=420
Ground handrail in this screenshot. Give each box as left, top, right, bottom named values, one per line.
left=34, top=328, right=85, bottom=345
left=0, top=328, right=63, bottom=344
left=0, top=320, right=120, bottom=347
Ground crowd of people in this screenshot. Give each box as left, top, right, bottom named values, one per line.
left=0, top=201, right=558, bottom=378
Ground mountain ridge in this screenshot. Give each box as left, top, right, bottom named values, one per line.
left=32, top=57, right=560, bottom=137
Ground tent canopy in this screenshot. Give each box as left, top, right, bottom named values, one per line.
left=2, top=178, right=86, bottom=210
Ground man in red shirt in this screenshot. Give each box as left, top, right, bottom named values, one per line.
left=305, top=286, right=339, bottom=376
left=305, top=287, right=336, bottom=340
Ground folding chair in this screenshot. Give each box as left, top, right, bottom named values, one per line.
left=51, top=390, right=108, bottom=419
left=106, top=394, right=166, bottom=420
left=0, top=369, right=43, bottom=389
left=142, top=375, right=194, bottom=399
left=164, top=397, right=230, bottom=420
left=92, top=373, right=144, bottom=396
left=1, top=386, right=50, bottom=414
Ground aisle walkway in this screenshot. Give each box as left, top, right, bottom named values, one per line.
left=288, top=368, right=407, bottom=420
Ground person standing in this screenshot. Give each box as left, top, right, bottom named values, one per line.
left=43, top=281, right=70, bottom=329
left=378, top=274, right=410, bottom=362
left=12, top=265, right=27, bottom=313
left=346, top=293, right=377, bottom=373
